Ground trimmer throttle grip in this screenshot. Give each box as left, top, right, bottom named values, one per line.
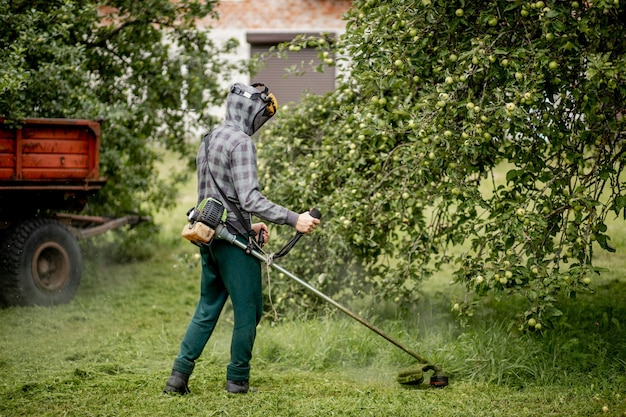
left=310, top=207, right=322, bottom=220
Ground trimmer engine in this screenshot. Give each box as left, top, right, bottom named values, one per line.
left=188, top=197, right=227, bottom=228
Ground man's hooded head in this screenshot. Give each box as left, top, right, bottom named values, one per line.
left=224, top=82, right=278, bottom=136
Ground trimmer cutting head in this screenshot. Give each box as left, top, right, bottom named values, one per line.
left=396, top=366, right=425, bottom=385
left=396, top=363, right=449, bottom=387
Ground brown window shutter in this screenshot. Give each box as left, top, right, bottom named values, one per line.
left=248, top=33, right=336, bottom=105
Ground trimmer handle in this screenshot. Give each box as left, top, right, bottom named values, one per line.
left=271, top=206, right=321, bottom=259
left=258, top=207, right=319, bottom=247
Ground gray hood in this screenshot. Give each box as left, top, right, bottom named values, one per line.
left=223, top=82, right=275, bottom=136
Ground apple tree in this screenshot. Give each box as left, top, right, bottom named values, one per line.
left=0, top=0, right=240, bottom=217
left=257, top=0, right=626, bottom=328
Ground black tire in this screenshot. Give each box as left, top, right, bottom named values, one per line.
left=0, top=219, right=82, bottom=306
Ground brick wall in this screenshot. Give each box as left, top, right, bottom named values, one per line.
left=204, top=0, right=352, bottom=30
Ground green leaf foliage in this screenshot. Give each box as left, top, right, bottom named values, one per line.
left=257, top=0, right=626, bottom=327
left=0, top=0, right=241, bottom=215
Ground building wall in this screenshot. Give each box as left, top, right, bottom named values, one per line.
left=199, top=0, right=352, bottom=125
left=201, top=0, right=352, bottom=115
left=205, top=0, right=352, bottom=30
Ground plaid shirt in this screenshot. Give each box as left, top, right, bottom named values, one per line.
left=196, top=83, right=298, bottom=235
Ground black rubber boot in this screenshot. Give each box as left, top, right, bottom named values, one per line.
left=164, top=370, right=191, bottom=395
left=225, top=379, right=250, bottom=394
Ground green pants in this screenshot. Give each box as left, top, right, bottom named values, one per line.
left=172, top=236, right=262, bottom=381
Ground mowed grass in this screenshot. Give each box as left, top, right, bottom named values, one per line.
left=1, top=155, right=626, bottom=416
left=1, top=243, right=625, bottom=417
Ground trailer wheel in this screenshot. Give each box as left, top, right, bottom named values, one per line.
left=0, top=219, right=82, bottom=306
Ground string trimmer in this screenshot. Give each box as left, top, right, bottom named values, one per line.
left=201, top=204, right=448, bottom=387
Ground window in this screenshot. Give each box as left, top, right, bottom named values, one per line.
left=247, top=32, right=336, bottom=105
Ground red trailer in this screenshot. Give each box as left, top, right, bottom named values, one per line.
left=0, top=118, right=146, bottom=306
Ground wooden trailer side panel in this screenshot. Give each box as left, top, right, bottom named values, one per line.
left=0, top=118, right=102, bottom=183
left=0, top=128, right=16, bottom=180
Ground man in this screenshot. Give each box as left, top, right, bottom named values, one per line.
left=164, top=82, right=320, bottom=395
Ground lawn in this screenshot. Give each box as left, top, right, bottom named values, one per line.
left=1, top=243, right=624, bottom=416
left=1, top=158, right=626, bottom=416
